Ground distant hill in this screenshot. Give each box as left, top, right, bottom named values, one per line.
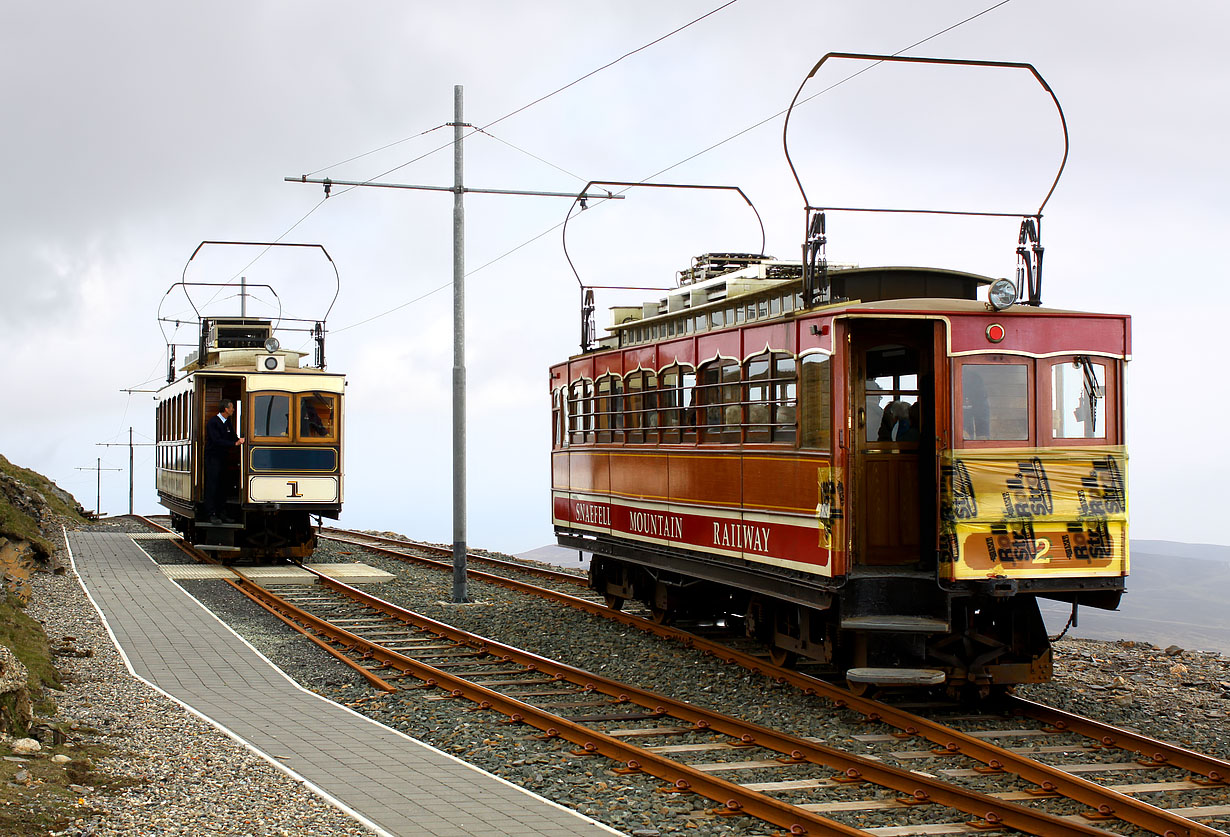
left=1042, top=540, right=1230, bottom=655
left=523, top=540, right=1230, bottom=656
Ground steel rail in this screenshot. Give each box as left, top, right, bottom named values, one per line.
left=135, top=517, right=1226, bottom=834
left=1007, top=696, right=1230, bottom=785
left=232, top=576, right=869, bottom=836
left=316, top=527, right=1226, bottom=836
left=319, top=528, right=588, bottom=587
left=274, top=565, right=1114, bottom=837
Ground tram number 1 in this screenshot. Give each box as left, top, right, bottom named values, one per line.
left=287, top=480, right=303, bottom=498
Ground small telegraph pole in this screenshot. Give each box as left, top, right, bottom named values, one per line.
left=97, top=427, right=155, bottom=515
left=288, top=85, right=621, bottom=604
left=76, top=458, right=122, bottom=518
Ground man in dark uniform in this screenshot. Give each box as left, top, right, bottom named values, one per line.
left=203, top=399, right=244, bottom=523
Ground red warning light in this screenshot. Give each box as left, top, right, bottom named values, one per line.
left=986, top=323, right=1006, bottom=343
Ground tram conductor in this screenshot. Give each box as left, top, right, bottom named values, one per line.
left=203, top=399, right=244, bottom=523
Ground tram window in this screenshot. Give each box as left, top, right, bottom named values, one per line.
left=699, top=359, right=741, bottom=443
left=1052, top=359, right=1106, bottom=439
left=782, top=293, right=795, bottom=314
left=595, top=376, right=613, bottom=442
left=800, top=354, right=831, bottom=449
left=252, top=393, right=291, bottom=438
left=625, top=374, right=642, bottom=441
left=726, top=307, right=736, bottom=326
left=864, top=345, right=921, bottom=443
left=298, top=393, right=336, bottom=440
left=582, top=379, right=594, bottom=442
left=746, top=352, right=797, bottom=443
left=962, top=364, right=1028, bottom=441
left=710, top=311, right=722, bottom=329
left=694, top=315, right=705, bottom=333
left=611, top=377, right=624, bottom=440
left=569, top=382, right=584, bottom=443
left=770, top=296, right=781, bottom=317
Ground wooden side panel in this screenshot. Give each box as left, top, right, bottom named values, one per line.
left=742, top=455, right=814, bottom=514
left=668, top=453, right=742, bottom=508
left=861, top=454, right=921, bottom=565
left=609, top=452, right=670, bottom=501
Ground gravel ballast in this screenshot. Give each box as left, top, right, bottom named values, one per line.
left=14, top=519, right=1230, bottom=836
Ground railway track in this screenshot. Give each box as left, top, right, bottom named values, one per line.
left=134, top=517, right=1230, bottom=835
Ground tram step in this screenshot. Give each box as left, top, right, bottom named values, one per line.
left=196, top=520, right=244, bottom=529
left=196, top=544, right=242, bottom=552
left=846, top=667, right=947, bottom=686
left=840, top=615, right=950, bottom=632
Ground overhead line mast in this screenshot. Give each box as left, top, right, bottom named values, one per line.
left=287, top=85, right=623, bottom=604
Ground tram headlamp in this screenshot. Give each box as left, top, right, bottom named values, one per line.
left=988, top=278, right=1019, bottom=311
left=263, top=337, right=280, bottom=353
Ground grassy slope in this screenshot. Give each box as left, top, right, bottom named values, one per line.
left=0, top=453, right=87, bottom=557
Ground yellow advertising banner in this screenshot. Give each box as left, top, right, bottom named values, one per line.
left=940, top=446, right=1128, bottom=580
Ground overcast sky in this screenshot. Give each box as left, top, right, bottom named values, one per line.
left=3, top=1, right=1227, bottom=552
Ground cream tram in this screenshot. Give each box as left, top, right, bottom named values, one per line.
left=155, top=242, right=344, bottom=560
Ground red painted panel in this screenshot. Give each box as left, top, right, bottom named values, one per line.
left=594, top=354, right=624, bottom=378
left=696, top=330, right=742, bottom=363
left=552, top=492, right=832, bottom=575
left=949, top=312, right=1129, bottom=357
left=742, top=322, right=791, bottom=356
left=570, top=356, right=594, bottom=381
left=623, top=345, right=658, bottom=372
left=657, top=338, right=696, bottom=368
left=798, top=316, right=834, bottom=354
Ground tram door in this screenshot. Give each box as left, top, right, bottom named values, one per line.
left=848, top=321, right=941, bottom=571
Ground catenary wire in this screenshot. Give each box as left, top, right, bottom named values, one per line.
left=332, top=0, right=1016, bottom=332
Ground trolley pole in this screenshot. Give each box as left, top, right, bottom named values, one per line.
left=76, top=458, right=122, bottom=518
left=452, top=85, right=468, bottom=603
left=97, top=428, right=154, bottom=515
left=286, top=87, right=621, bottom=605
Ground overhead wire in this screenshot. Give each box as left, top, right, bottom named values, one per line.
left=333, top=0, right=1018, bottom=332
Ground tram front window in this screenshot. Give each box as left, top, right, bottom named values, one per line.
left=299, top=393, right=336, bottom=439
left=962, top=364, right=1028, bottom=441
left=252, top=393, right=290, bottom=438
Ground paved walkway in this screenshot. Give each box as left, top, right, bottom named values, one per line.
left=67, top=531, right=620, bottom=837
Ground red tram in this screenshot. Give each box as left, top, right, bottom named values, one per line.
left=550, top=255, right=1128, bottom=690
left=550, top=55, right=1128, bottom=692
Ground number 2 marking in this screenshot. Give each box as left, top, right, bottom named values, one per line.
left=1034, top=537, right=1052, bottom=563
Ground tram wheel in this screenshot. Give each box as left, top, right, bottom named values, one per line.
left=649, top=606, right=672, bottom=625
left=768, top=645, right=797, bottom=668
left=603, top=594, right=625, bottom=611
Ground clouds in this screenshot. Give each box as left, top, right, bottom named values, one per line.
left=2, top=0, right=1227, bottom=549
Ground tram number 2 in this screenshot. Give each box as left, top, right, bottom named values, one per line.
left=1033, top=537, right=1052, bottom=563
left=287, top=480, right=303, bottom=498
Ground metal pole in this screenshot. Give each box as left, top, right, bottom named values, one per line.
left=452, top=84, right=468, bottom=603
left=96, top=457, right=101, bottom=517
left=240, top=276, right=247, bottom=317
left=128, top=427, right=134, bottom=514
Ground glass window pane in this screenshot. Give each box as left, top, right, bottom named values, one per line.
left=1053, top=360, right=1106, bottom=439
left=253, top=394, right=290, bottom=438
left=800, top=354, right=831, bottom=449
left=963, top=364, right=1028, bottom=441
left=299, top=394, right=335, bottom=438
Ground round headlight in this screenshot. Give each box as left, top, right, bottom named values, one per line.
left=988, top=278, right=1019, bottom=311
left=263, top=356, right=279, bottom=370
left=263, top=337, right=281, bottom=353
